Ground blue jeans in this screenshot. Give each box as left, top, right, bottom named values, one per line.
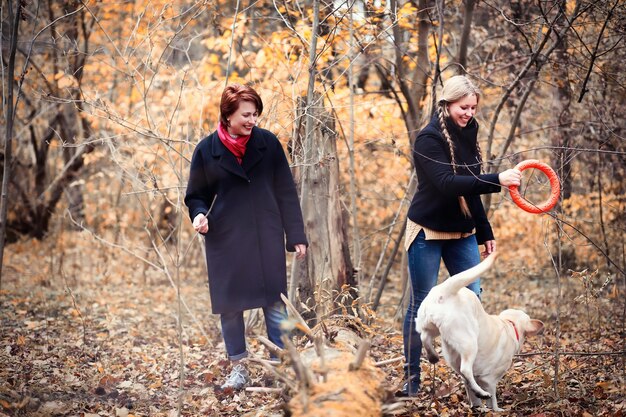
left=403, top=230, right=482, bottom=384
left=220, top=301, right=288, bottom=360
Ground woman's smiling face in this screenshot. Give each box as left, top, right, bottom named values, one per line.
left=227, top=100, right=258, bottom=136
left=447, top=93, right=478, bottom=128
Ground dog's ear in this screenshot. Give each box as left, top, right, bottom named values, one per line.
left=524, top=319, right=544, bottom=336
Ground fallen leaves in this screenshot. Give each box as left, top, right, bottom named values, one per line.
left=1, top=230, right=625, bottom=416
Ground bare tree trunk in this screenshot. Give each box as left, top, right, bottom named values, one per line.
left=62, top=1, right=94, bottom=228
left=0, top=0, right=22, bottom=287
left=347, top=0, right=361, bottom=285
left=3, top=1, right=96, bottom=241
left=293, top=95, right=355, bottom=323
left=456, top=0, right=477, bottom=73
left=551, top=0, right=575, bottom=271
left=390, top=0, right=431, bottom=136
left=61, top=107, right=86, bottom=228
left=551, top=0, right=573, bottom=202
left=289, top=0, right=321, bottom=323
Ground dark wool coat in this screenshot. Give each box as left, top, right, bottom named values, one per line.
left=184, top=127, right=308, bottom=314
left=407, top=113, right=502, bottom=244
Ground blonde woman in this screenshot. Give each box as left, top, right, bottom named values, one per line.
left=398, top=75, right=521, bottom=397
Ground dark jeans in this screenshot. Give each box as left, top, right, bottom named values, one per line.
left=220, top=301, right=288, bottom=360
left=403, top=230, right=481, bottom=384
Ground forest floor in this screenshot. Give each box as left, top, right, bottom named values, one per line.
left=0, top=231, right=624, bottom=417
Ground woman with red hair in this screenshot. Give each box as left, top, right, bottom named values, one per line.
left=185, top=84, right=308, bottom=390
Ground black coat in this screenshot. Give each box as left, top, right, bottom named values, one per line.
left=407, top=113, right=501, bottom=244
left=184, top=127, right=307, bottom=314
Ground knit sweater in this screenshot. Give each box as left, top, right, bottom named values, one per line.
left=407, top=112, right=501, bottom=244
left=404, top=219, right=475, bottom=251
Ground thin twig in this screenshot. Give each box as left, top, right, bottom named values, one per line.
left=282, top=335, right=313, bottom=389
left=247, top=357, right=297, bottom=391
left=577, top=0, right=619, bottom=102
left=257, top=335, right=283, bottom=358
left=315, top=335, right=327, bottom=382
left=374, top=356, right=404, bottom=367
left=245, top=387, right=283, bottom=393
left=281, top=293, right=316, bottom=343
left=61, top=269, right=87, bottom=347
left=224, top=0, right=241, bottom=85
left=66, top=212, right=214, bottom=345
left=517, top=350, right=626, bottom=358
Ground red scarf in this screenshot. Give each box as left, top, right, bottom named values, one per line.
left=217, top=122, right=251, bottom=164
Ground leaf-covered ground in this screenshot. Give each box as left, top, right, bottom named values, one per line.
left=1, top=232, right=624, bottom=416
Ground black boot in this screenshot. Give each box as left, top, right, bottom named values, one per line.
left=395, top=375, right=420, bottom=397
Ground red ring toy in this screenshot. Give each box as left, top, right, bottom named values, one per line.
left=508, top=159, right=561, bottom=214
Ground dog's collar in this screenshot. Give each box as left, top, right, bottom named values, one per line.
left=505, top=319, right=520, bottom=341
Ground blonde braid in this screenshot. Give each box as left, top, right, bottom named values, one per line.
left=475, top=140, right=483, bottom=173
left=438, top=104, right=472, bottom=218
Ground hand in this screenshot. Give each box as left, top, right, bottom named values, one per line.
left=482, top=240, right=496, bottom=257
left=499, top=168, right=522, bottom=187
left=192, top=213, right=208, bottom=233
left=294, top=244, right=307, bottom=260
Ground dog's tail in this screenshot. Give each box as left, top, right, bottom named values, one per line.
left=439, top=251, right=498, bottom=297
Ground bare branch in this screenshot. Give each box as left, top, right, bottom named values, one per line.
left=577, top=0, right=620, bottom=102
left=348, top=339, right=371, bottom=371
left=282, top=335, right=313, bottom=389
left=257, top=335, right=283, bottom=358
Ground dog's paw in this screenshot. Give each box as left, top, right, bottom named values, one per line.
left=474, top=390, right=491, bottom=400
left=472, top=405, right=488, bottom=413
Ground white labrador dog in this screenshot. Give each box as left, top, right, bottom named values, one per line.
left=415, top=252, right=544, bottom=411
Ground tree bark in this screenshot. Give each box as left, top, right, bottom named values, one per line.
left=0, top=0, right=23, bottom=287
left=457, top=0, right=477, bottom=73
left=390, top=0, right=431, bottom=136
left=289, top=0, right=355, bottom=323
left=550, top=0, right=576, bottom=272
left=3, top=1, right=96, bottom=241
left=60, top=0, right=94, bottom=228
left=286, top=315, right=385, bottom=417
left=551, top=0, right=573, bottom=202
left=292, top=95, right=355, bottom=323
